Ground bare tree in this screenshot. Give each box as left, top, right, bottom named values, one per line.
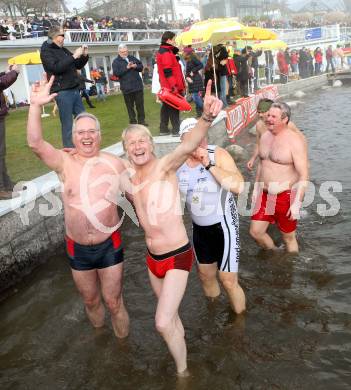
left=0, top=0, right=63, bottom=17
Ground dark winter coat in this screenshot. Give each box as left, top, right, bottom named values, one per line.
left=234, top=54, right=250, bottom=81
left=185, top=57, right=204, bottom=94
left=112, top=55, right=143, bottom=94
left=40, top=40, right=89, bottom=93
left=0, top=70, right=18, bottom=118
left=213, top=45, right=228, bottom=76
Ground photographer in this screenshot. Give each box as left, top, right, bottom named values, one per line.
left=112, top=44, right=147, bottom=126
left=0, top=64, right=19, bottom=199
left=40, top=26, right=89, bottom=147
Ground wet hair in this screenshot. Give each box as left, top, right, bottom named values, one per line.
left=48, top=26, right=63, bottom=39
left=270, top=102, right=291, bottom=123
left=73, top=112, right=101, bottom=132
left=161, top=31, right=175, bottom=44
left=121, top=124, right=154, bottom=151
left=257, top=98, right=274, bottom=113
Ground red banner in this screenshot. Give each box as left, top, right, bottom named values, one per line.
left=225, top=85, right=279, bottom=142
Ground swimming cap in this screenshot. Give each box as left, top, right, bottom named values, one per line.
left=179, top=117, right=198, bottom=137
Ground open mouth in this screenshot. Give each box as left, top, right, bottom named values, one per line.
left=82, top=141, right=93, bottom=146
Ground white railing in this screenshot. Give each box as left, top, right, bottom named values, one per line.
left=274, top=25, right=351, bottom=46
left=63, top=29, right=181, bottom=44
left=60, top=25, right=351, bottom=46
left=2, top=25, right=351, bottom=47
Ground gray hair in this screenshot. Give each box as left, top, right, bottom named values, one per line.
left=121, top=124, right=154, bottom=151
left=48, top=26, right=63, bottom=39
left=118, top=43, right=128, bottom=51
left=72, top=112, right=101, bottom=132
left=270, top=102, right=291, bottom=123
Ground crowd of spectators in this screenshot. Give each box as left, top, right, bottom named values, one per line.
left=0, top=15, right=196, bottom=40
left=168, top=42, right=350, bottom=106
left=274, top=44, right=348, bottom=82
left=2, top=13, right=351, bottom=41
left=244, top=18, right=351, bottom=29
left=1, top=13, right=351, bottom=41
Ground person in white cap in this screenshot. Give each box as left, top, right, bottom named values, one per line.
left=121, top=80, right=222, bottom=376
left=176, top=117, right=246, bottom=314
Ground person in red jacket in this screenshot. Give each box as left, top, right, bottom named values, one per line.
left=314, top=47, right=323, bottom=75
left=156, top=31, right=185, bottom=136
left=290, top=50, right=299, bottom=75
left=0, top=64, right=19, bottom=200
left=226, top=56, right=237, bottom=103
left=277, top=49, right=289, bottom=84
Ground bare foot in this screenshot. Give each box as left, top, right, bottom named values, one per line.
left=177, top=368, right=190, bottom=378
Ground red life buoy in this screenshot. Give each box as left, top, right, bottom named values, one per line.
left=157, top=88, right=192, bottom=112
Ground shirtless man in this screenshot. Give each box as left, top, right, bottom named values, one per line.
left=249, top=102, right=309, bottom=253
left=247, top=98, right=303, bottom=171
left=27, top=76, right=129, bottom=338
left=176, top=118, right=245, bottom=314
left=121, top=80, right=222, bottom=375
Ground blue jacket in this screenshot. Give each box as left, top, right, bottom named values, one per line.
left=112, top=55, right=143, bottom=94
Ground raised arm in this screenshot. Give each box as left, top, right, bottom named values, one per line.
left=27, top=75, right=64, bottom=172
left=161, top=80, right=223, bottom=172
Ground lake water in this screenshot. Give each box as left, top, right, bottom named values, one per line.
left=1, top=84, right=350, bottom=389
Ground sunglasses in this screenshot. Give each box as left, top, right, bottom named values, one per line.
left=56, top=34, right=65, bottom=37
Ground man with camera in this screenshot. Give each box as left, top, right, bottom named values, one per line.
left=40, top=26, right=89, bottom=147
left=112, top=44, right=147, bottom=126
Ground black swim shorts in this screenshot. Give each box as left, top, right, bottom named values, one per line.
left=65, top=230, right=124, bottom=271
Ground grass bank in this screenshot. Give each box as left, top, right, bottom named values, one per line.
left=5, top=89, right=192, bottom=182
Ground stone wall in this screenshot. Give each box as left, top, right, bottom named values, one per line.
left=277, top=74, right=328, bottom=97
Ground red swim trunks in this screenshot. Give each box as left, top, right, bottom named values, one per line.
left=251, top=190, right=297, bottom=233
left=146, top=242, right=194, bottom=279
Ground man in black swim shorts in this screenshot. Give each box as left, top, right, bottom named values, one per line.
left=27, top=76, right=129, bottom=338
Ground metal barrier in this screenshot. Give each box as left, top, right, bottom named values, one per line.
left=274, top=25, right=351, bottom=46
left=64, top=29, right=180, bottom=44
left=2, top=25, right=351, bottom=47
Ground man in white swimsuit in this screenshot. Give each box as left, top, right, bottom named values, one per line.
left=177, top=118, right=246, bottom=314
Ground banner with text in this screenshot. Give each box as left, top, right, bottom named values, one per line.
left=225, top=85, right=279, bottom=142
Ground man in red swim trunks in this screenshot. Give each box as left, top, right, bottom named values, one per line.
left=249, top=102, right=309, bottom=253
left=121, top=80, right=222, bottom=375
